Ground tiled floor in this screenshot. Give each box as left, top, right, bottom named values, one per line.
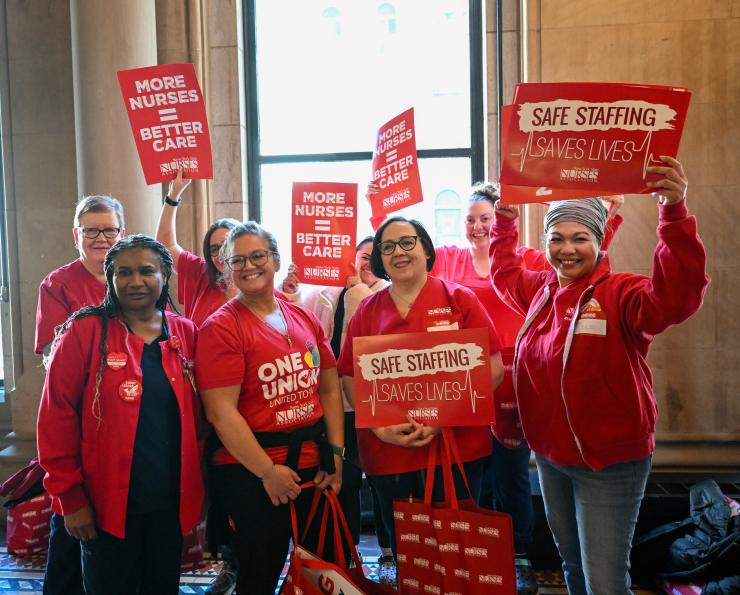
left=0, top=534, right=666, bottom=594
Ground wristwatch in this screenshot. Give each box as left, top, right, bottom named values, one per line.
left=330, top=444, right=345, bottom=458
left=164, top=195, right=181, bottom=207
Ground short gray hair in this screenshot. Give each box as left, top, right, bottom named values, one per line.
left=74, top=195, right=125, bottom=230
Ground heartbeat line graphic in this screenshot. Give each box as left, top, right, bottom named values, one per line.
left=362, top=370, right=486, bottom=416
left=513, top=129, right=658, bottom=179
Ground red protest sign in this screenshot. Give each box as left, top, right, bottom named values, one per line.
left=292, top=182, right=357, bottom=287
left=499, top=82, right=691, bottom=204
left=117, top=64, right=213, bottom=185
left=352, top=328, right=494, bottom=428
left=370, top=108, right=423, bottom=217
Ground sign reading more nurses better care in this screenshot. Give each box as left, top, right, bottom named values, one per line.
left=499, top=82, right=691, bottom=204
left=353, top=328, right=494, bottom=428
left=291, top=182, right=357, bottom=287
left=369, top=108, right=423, bottom=218
left=117, top=64, right=213, bottom=185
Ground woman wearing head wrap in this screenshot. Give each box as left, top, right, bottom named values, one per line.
left=37, top=235, right=204, bottom=594
left=489, top=156, right=709, bottom=594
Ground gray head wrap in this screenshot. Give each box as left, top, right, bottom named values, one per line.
left=544, top=198, right=608, bottom=244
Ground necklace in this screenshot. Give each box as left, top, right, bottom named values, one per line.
left=241, top=296, right=293, bottom=348
left=390, top=286, right=416, bottom=311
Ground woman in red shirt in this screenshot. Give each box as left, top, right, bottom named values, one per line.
left=37, top=235, right=204, bottom=595
left=196, top=222, right=344, bottom=595
left=156, top=171, right=240, bottom=328
left=489, top=157, right=709, bottom=593
left=338, top=216, right=505, bottom=557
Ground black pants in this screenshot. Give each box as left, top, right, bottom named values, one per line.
left=81, top=508, right=182, bottom=595
left=213, top=464, right=335, bottom=595
left=337, top=412, right=363, bottom=546
left=43, top=512, right=84, bottom=595
left=368, top=456, right=486, bottom=557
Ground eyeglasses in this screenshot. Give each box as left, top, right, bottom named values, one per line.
left=208, top=243, right=224, bottom=257
left=225, top=250, right=274, bottom=271
left=77, top=227, right=121, bottom=240
left=377, top=235, right=418, bottom=256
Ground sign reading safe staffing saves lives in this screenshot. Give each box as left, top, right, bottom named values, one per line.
left=352, top=328, right=494, bottom=429
left=499, top=82, right=690, bottom=204
left=369, top=108, right=423, bottom=217
left=291, top=182, right=357, bottom=287
left=117, top=64, right=213, bottom=185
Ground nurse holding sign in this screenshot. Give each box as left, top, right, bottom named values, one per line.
left=337, top=216, right=504, bottom=556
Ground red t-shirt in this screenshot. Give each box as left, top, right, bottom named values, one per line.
left=35, top=259, right=106, bottom=354
left=177, top=251, right=228, bottom=329
left=337, top=276, right=501, bottom=475
left=196, top=298, right=337, bottom=468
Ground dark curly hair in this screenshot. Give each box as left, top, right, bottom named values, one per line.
left=46, top=235, right=177, bottom=427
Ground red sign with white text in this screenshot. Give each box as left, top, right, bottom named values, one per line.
left=353, top=328, right=494, bottom=428
left=370, top=108, right=423, bottom=217
left=499, top=82, right=691, bottom=204
left=117, top=64, right=213, bottom=185
left=292, top=182, right=357, bottom=287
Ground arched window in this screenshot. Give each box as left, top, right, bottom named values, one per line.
left=434, top=189, right=462, bottom=246
left=377, top=3, right=397, bottom=34
left=321, top=6, right=342, bottom=36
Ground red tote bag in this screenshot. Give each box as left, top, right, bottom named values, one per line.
left=280, top=484, right=395, bottom=595
left=394, top=430, right=516, bottom=594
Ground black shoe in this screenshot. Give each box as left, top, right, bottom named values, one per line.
left=515, top=558, right=538, bottom=595
left=205, top=560, right=237, bottom=595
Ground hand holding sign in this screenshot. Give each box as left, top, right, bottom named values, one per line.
left=167, top=169, right=192, bottom=202
left=646, top=155, right=688, bottom=205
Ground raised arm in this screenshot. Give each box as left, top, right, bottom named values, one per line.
left=489, top=203, right=550, bottom=316
left=624, top=157, right=709, bottom=335
left=155, top=170, right=192, bottom=271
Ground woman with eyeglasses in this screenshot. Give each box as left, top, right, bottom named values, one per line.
left=37, top=235, right=204, bottom=594
left=337, top=216, right=505, bottom=557
left=155, top=170, right=240, bottom=328
left=34, top=194, right=126, bottom=595
left=195, top=222, right=344, bottom=594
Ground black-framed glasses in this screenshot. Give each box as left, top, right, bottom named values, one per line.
left=77, top=227, right=121, bottom=240
left=378, top=235, right=418, bottom=256
left=209, top=242, right=224, bottom=257
left=225, top=250, right=274, bottom=271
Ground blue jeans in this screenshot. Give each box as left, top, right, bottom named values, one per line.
left=480, top=438, right=534, bottom=553
left=535, top=454, right=651, bottom=595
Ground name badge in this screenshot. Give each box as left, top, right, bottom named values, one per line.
left=106, top=352, right=128, bottom=370
left=426, top=321, right=460, bottom=332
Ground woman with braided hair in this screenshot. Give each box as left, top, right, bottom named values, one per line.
left=37, top=234, right=204, bottom=595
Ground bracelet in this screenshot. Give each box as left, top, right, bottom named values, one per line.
left=164, top=195, right=181, bottom=207
left=330, top=444, right=346, bottom=458
left=260, top=463, right=276, bottom=482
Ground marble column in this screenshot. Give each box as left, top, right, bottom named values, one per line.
left=71, top=0, right=161, bottom=235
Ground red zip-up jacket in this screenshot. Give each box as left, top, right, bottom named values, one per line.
left=489, top=201, right=709, bottom=470
left=37, top=311, right=204, bottom=538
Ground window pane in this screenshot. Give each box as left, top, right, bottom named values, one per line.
left=260, top=156, right=471, bottom=285
left=255, top=0, right=471, bottom=155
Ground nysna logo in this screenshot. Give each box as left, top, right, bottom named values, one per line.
left=560, top=167, right=599, bottom=182
left=424, top=537, right=437, bottom=547
left=394, top=511, right=405, bottom=521
left=397, top=554, right=407, bottom=563
left=427, top=307, right=452, bottom=316
left=433, top=520, right=442, bottom=529
left=433, top=563, right=446, bottom=575
left=480, top=574, right=504, bottom=585
left=437, top=543, right=460, bottom=553
left=479, top=526, right=501, bottom=538
left=464, top=547, right=487, bottom=557
left=402, top=578, right=420, bottom=589
left=413, top=557, right=430, bottom=568
left=423, top=585, right=441, bottom=594
left=400, top=533, right=420, bottom=543
left=454, top=569, right=470, bottom=580
left=450, top=521, right=470, bottom=532
left=411, top=513, right=430, bottom=523
left=21, top=510, right=37, bottom=519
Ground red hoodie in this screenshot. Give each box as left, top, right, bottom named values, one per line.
left=37, top=311, right=204, bottom=539
left=489, top=201, right=709, bottom=470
